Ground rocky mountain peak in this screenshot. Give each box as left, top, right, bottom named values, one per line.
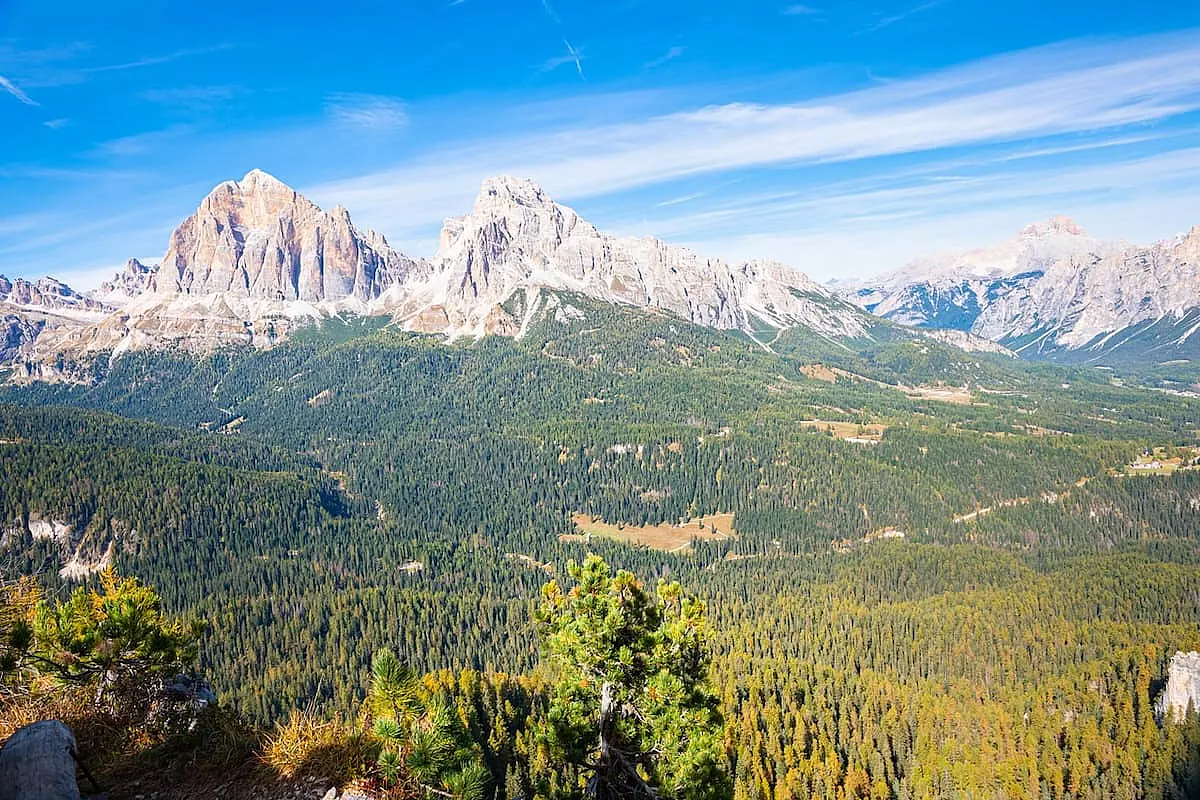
left=474, top=176, right=554, bottom=211
left=415, top=176, right=867, bottom=340
left=96, top=258, right=159, bottom=304
left=235, top=168, right=297, bottom=196
left=158, top=169, right=427, bottom=303
left=1020, top=215, right=1086, bottom=239
left=3, top=170, right=877, bottom=367
left=0, top=274, right=106, bottom=314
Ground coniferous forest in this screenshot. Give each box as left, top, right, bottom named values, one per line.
left=4, top=297, right=1200, bottom=798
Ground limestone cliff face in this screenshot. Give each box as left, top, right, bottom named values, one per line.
left=975, top=227, right=1200, bottom=349
left=0, top=274, right=107, bottom=315
left=0, top=171, right=968, bottom=381
left=1, top=314, right=43, bottom=363
left=1157, top=651, right=1200, bottom=723
left=95, top=258, right=160, bottom=304
left=0, top=274, right=110, bottom=370
left=840, top=218, right=1200, bottom=359
left=158, top=169, right=428, bottom=303
left=404, top=176, right=869, bottom=339
left=837, top=216, right=1099, bottom=331
left=17, top=171, right=433, bottom=363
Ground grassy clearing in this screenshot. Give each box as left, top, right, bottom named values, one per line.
left=565, top=512, right=736, bottom=552
left=799, top=419, right=888, bottom=442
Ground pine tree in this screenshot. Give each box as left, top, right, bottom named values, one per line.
left=534, top=554, right=730, bottom=800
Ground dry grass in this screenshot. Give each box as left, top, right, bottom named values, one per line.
left=907, top=385, right=973, bottom=404
left=800, top=364, right=838, bottom=383
left=1, top=686, right=261, bottom=799
left=798, top=419, right=887, bottom=442
left=566, top=513, right=736, bottom=552
left=261, top=707, right=374, bottom=786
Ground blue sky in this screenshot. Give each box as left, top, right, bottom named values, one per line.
left=2, top=0, right=1200, bottom=288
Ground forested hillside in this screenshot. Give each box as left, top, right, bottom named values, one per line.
left=4, top=297, right=1200, bottom=798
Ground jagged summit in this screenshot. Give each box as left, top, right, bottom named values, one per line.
left=474, top=175, right=555, bottom=210
left=1020, top=215, right=1087, bottom=239
left=4, top=170, right=882, bottom=373
left=157, top=169, right=428, bottom=304
left=414, top=175, right=868, bottom=339
left=0, top=274, right=106, bottom=315
left=837, top=214, right=1200, bottom=361
left=237, top=167, right=292, bottom=190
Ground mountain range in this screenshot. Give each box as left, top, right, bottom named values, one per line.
left=835, top=216, right=1200, bottom=366
left=3, top=168, right=1199, bottom=382
left=1, top=170, right=878, bottom=381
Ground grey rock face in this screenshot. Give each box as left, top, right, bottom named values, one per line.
left=95, top=258, right=160, bottom=304
left=1, top=314, right=43, bottom=362
left=842, top=217, right=1200, bottom=359
left=409, top=176, right=869, bottom=339
left=839, top=216, right=1099, bottom=333
left=979, top=226, right=1200, bottom=350
left=1157, top=651, right=1200, bottom=723
left=0, top=720, right=81, bottom=800
left=0, top=274, right=107, bottom=315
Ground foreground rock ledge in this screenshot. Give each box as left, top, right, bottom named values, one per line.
left=0, top=719, right=81, bottom=800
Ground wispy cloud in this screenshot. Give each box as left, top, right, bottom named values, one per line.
left=79, top=45, right=232, bottom=76
left=0, top=75, right=38, bottom=105
left=863, top=0, right=946, bottom=32
left=42, top=118, right=69, bottom=128
left=541, top=40, right=585, bottom=79
left=140, top=85, right=244, bottom=110
left=3, top=43, right=231, bottom=89
left=305, top=31, right=1200, bottom=248
left=783, top=4, right=821, bottom=16
left=645, top=46, right=686, bottom=69
left=539, top=0, right=562, bottom=25
left=94, top=126, right=192, bottom=157
left=655, top=192, right=705, bottom=208
left=324, top=94, right=410, bottom=131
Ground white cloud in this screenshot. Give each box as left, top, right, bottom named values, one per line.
left=645, top=46, right=686, bottom=69
left=862, top=0, right=946, bottom=32
left=650, top=148, right=1200, bottom=279
left=0, top=75, right=37, bottom=105
left=541, top=39, right=585, bottom=79
left=140, top=85, right=244, bottom=109
left=303, top=31, right=1200, bottom=257
left=94, top=126, right=192, bottom=157
left=324, top=94, right=410, bottom=132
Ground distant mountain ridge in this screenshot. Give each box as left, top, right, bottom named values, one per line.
left=836, top=217, right=1200, bottom=365
left=2, top=169, right=878, bottom=378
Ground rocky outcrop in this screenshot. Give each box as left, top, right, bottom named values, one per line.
left=0, top=514, right=131, bottom=581
left=398, top=176, right=869, bottom=339
left=1, top=314, right=43, bottom=363
left=1156, top=651, right=1200, bottom=723
left=919, top=328, right=1016, bottom=356
left=0, top=720, right=81, bottom=800
left=0, top=274, right=111, bottom=373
